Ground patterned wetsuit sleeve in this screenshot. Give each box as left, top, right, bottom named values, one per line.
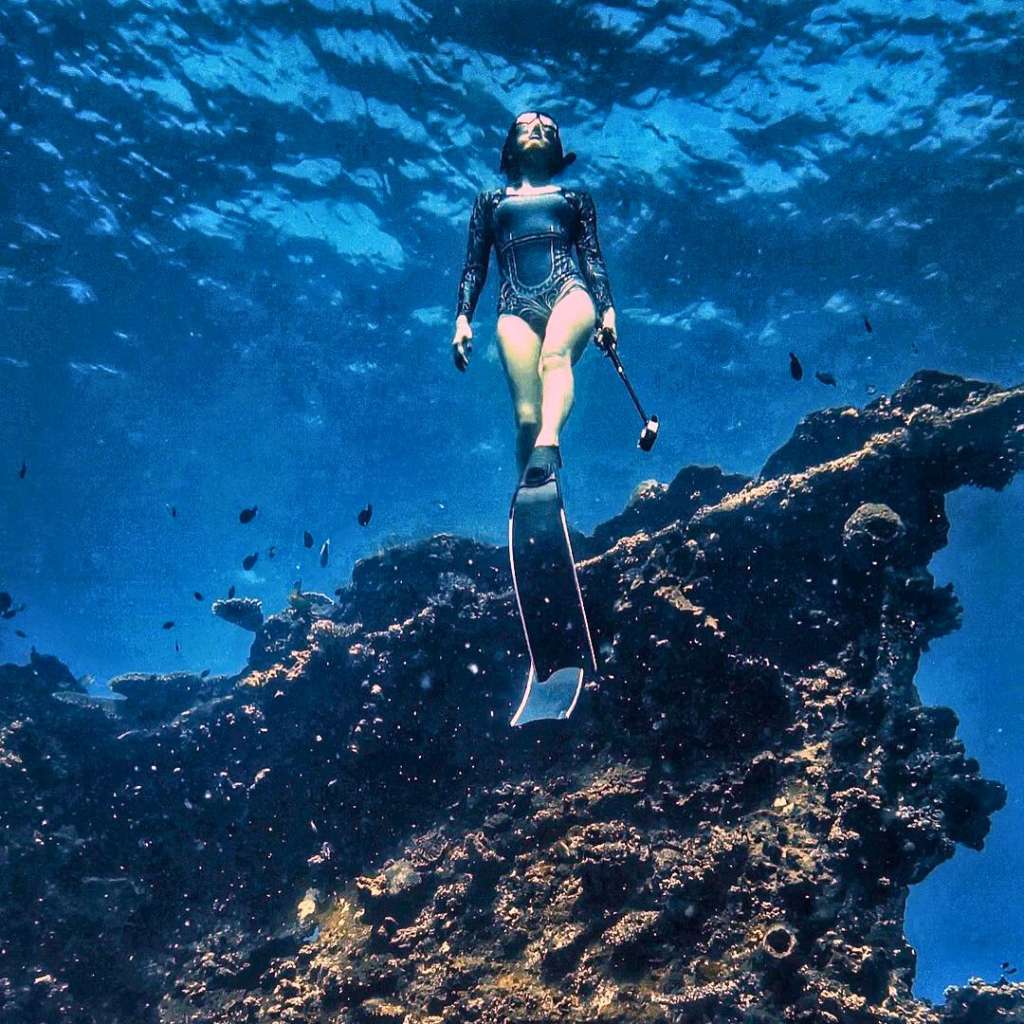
left=455, top=191, right=493, bottom=322
left=574, top=190, right=615, bottom=316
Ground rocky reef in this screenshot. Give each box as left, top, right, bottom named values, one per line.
left=2, top=370, right=1023, bottom=1024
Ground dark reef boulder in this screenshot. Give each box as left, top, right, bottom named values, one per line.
left=1, top=370, right=1023, bottom=1024
left=334, top=533, right=510, bottom=634
left=841, top=501, right=908, bottom=571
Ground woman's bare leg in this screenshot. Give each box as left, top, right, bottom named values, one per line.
left=534, top=288, right=597, bottom=448
left=496, top=313, right=544, bottom=475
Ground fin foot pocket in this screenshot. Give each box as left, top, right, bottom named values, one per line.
left=522, top=444, right=562, bottom=487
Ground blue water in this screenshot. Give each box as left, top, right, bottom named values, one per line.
left=1, top=0, right=1021, bottom=1003
left=904, top=480, right=1024, bottom=1002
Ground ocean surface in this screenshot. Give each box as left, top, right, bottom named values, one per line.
left=1, top=0, right=1021, bottom=1003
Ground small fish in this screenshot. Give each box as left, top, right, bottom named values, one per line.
left=1, top=609, right=17, bottom=619
left=18, top=460, right=27, bottom=479
left=193, top=591, right=204, bottom=601
left=303, top=530, right=314, bottom=549
left=167, top=504, right=177, bottom=518
left=227, top=585, right=236, bottom=599
left=334, top=587, right=344, bottom=596
left=162, top=620, right=175, bottom=630
left=293, top=578, right=302, bottom=593
left=319, top=539, right=330, bottom=568
left=911, top=341, right=919, bottom=353
left=815, top=371, right=837, bottom=386
left=0, top=592, right=11, bottom=613
left=788, top=352, right=803, bottom=381
left=239, top=505, right=258, bottom=524
left=242, top=552, right=258, bottom=571
left=863, top=316, right=873, bottom=334
left=15, top=628, right=26, bottom=638
left=1002, top=962, right=1013, bottom=970
left=358, top=503, right=373, bottom=526
left=200, top=668, right=211, bottom=679
left=175, top=640, right=180, bottom=653
left=866, top=384, right=878, bottom=395
left=267, top=545, right=277, bottom=559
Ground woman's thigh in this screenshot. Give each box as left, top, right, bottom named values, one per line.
left=542, top=286, right=597, bottom=367
left=496, top=314, right=543, bottom=418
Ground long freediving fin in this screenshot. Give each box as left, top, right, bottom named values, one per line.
left=508, top=465, right=595, bottom=725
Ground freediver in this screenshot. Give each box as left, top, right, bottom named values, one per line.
left=450, top=110, right=618, bottom=485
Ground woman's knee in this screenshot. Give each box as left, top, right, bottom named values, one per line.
left=514, top=401, right=540, bottom=427
left=538, top=348, right=571, bottom=375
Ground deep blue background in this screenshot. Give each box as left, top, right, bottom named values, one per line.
left=1, top=0, right=1021, bottom=1002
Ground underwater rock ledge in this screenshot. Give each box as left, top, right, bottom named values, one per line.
left=2, top=369, right=1023, bottom=1024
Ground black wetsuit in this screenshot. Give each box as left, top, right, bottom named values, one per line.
left=455, top=186, right=614, bottom=336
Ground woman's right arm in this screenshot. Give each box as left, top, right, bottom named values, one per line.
left=452, top=191, right=492, bottom=370
left=455, top=191, right=493, bottom=325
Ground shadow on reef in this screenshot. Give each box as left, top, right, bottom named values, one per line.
left=2, top=370, right=1023, bottom=1023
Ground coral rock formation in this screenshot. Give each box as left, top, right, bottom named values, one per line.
left=1, top=371, right=1023, bottom=1024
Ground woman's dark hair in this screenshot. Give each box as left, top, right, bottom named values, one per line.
left=498, top=110, right=577, bottom=180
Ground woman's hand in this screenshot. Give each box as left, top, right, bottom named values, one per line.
left=593, top=308, right=617, bottom=352
left=452, top=316, right=473, bottom=372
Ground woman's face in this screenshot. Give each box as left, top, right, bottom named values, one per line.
left=514, top=112, right=559, bottom=156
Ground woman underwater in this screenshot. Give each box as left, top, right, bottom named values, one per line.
left=450, top=111, right=618, bottom=485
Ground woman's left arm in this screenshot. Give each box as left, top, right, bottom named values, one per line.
left=575, top=190, right=616, bottom=336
